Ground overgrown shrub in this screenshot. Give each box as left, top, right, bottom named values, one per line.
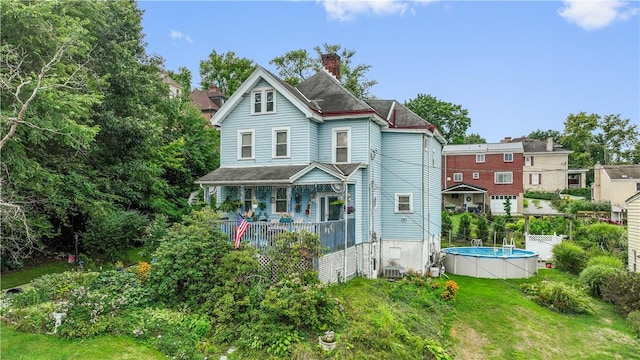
left=587, top=255, right=625, bottom=269
left=10, top=271, right=99, bottom=307
left=524, top=190, right=560, bottom=200
left=536, top=281, right=595, bottom=314
left=441, top=211, right=453, bottom=240
left=474, top=215, right=489, bottom=241
left=576, top=223, right=627, bottom=254
left=492, top=216, right=507, bottom=243
left=601, top=272, right=640, bottom=316
left=146, top=209, right=230, bottom=310
left=457, top=213, right=472, bottom=240
left=628, top=310, right=640, bottom=337
left=579, top=265, right=624, bottom=298
left=1, top=301, right=56, bottom=333
left=552, top=241, right=588, bottom=275
left=82, top=209, right=148, bottom=260
left=561, top=187, right=591, bottom=199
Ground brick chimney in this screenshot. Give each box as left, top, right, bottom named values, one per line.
left=501, top=136, right=512, bottom=143
left=321, top=53, right=340, bottom=80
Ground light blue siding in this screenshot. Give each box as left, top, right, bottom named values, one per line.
left=381, top=132, right=424, bottom=241
left=425, top=136, right=442, bottom=238
left=317, top=119, right=371, bottom=163
left=296, top=168, right=341, bottom=183
left=220, top=80, right=310, bottom=166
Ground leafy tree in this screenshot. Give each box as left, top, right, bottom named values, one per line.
left=199, top=50, right=255, bottom=95
left=561, top=112, right=599, bottom=169
left=1, top=0, right=104, bottom=265
left=527, top=129, right=562, bottom=143
left=167, top=66, right=192, bottom=95
left=475, top=215, right=489, bottom=241
left=405, top=94, right=471, bottom=144
left=457, top=213, right=472, bottom=240
left=503, top=197, right=512, bottom=220
left=270, top=43, right=377, bottom=98
left=600, top=114, right=639, bottom=164
left=441, top=211, right=453, bottom=240
left=462, top=132, right=486, bottom=144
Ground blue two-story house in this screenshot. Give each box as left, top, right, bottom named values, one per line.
left=196, top=54, right=446, bottom=281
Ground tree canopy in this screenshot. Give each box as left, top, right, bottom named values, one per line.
left=404, top=94, right=471, bottom=144
left=199, top=50, right=255, bottom=96
left=270, top=43, right=377, bottom=98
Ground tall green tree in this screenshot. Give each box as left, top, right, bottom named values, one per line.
left=527, top=129, right=562, bottom=143
left=199, top=50, right=255, bottom=96
left=405, top=94, right=471, bottom=144
left=1, top=0, right=104, bottom=266
left=600, top=114, right=639, bottom=164
left=270, top=43, right=378, bottom=98
left=463, top=132, right=486, bottom=144
left=561, top=112, right=599, bottom=169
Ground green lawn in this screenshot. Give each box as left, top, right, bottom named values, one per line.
left=1, top=261, right=74, bottom=290
left=448, top=270, right=640, bottom=360
left=0, top=326, right=164, bottom=360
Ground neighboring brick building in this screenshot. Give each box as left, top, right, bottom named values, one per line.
left=190, top=85, right=228, bottom=121
left=442, top=142, right=524, bottom=215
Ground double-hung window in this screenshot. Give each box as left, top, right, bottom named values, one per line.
left=252, top=89, right=276, bottom=114
left=495, top=172, right=513, bottom=184
left=476, top=154, right=485, bottom=163
left=530, top=173, right=541, bottom=185
left=272, top=127, right=290, bottom=158
left=395, top=193, right=413, bottom=213
left=333, top=128, right=350, bottom=163
left=504, top=153, right=513, bottom=162
left=274, top=188, right=287, bottom=213
left=238, top=129, right=255, bottom=160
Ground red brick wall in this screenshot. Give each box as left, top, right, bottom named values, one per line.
left=442, top=152, right=523, bottom=196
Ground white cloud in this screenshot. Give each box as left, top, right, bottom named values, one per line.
left=169, top=29, right=193, bottom=44
left=320, top=0, right=417, bottom=21
left=558, top=0, right=639, bottom=30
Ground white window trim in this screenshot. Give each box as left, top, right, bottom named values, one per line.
left=525, top=155, right=533, bottom=166
left=476, top=154, right=485, bottom=163
left=251, top=88, right=276, bottom=115
left=453, top=173, right=463, bottom=182
left=272, top=127, right=290, bottom=158
left=272, top=188, right=288, bottom=214
left=473, top=172, right=480, bottom=179
left=395, top=193, right=413, bottom=213
left=531, top=173, right=540, bottom=185
left=332, top=127, right=351, bottom=163
left=237, top=129, right=255, bottom=160
left=495, top=171, right=513, bottom=184
left=504, top=153, right=514, bottom=162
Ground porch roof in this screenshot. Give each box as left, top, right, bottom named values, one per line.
left=195, top=162, right=363, bottom=186
left=442, top=183, right=488, bottom=194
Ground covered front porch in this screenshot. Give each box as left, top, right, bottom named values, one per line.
left=442, top=183, right=488, bottom=213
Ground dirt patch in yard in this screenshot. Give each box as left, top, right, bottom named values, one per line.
left=450, top=323, right=491, bottom=360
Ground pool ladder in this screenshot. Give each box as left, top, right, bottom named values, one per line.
left=502, top=238, right=515, bottom=256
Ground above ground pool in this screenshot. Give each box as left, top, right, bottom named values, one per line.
left=442, top=246, right=539, bottom=279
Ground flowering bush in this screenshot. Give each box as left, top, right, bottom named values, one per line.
left=136, top=261, right=150, bottom=281
left=441, top=280, right=459, bottom=301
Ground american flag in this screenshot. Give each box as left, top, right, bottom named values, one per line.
left=234, top=213, right=249, bottom=249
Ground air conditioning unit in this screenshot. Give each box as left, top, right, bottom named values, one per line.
left=383, top=265, right=404, bottom=279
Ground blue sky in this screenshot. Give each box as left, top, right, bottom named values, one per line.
left=138, top=0, right=639, bottom=143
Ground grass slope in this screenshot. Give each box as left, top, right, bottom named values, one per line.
left=449, top=270, right=639, bottom=360
left=0, top=326, right=164, bottom=360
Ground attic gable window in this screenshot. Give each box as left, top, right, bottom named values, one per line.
left=237, top=129, right=255, bottom=160
left=333, top=127, right=351, bottom=163
left=252, top=88, right=276, bottom=114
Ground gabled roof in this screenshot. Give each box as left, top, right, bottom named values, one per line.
left=296, top=70, right=373, bottom=114
left=626, top=191, right=640, bottom=204
left=601, top=164, right=640, bottom=180
left=190, top=90, right=222, bottom=112
left=212, top=66, right=323, bottom=126
left=160, top=72, right=181, bottom=89
left=442, top=183, right=488, bottom=193
left=195, top=162, right=363, bottom=185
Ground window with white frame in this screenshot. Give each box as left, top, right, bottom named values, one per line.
left=243, top=188, right=253, bottom=211
left=476, top=154, right=485, bottom=163
left=272, top=127, right=290, bottom=158
left=237, top=129, right=255, bottom=159
left=395, top=193, right=413, bottom=212
left=495, top=172, right=513, bottom=184
left=473, top=172, right=480, bottom=179
left=504, top=153, right=513, bottom=162
left=252, top=89, right=276, bottom=114
left=453, top=173, right=463, bottom=182
left=333, top=128, right=350, bottom=163
left=274, top=188, right=287, bottom=213
left=530, top=173, right=541, bottom=185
